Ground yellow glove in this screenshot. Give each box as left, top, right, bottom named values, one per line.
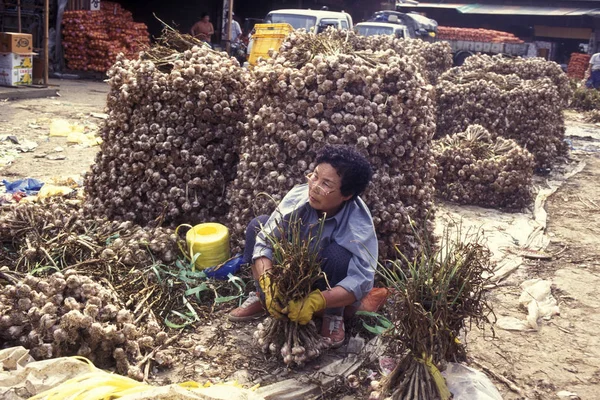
left=259, top=273, right=284, bottom=319
left=285, top=290, right=326, bottom=325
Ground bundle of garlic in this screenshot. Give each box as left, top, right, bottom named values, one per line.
left=226, top=29, right=437, bottom=260
left=83, top=44, right=250, bottom=227
left=437, top=68, right=567, bottom=168
left=350, top=33, right=453, bottom=85
left=433, top=125, right=535, bottom=209
left=584, top=109, right=600, bottom=123
left=459, top=54, right=572, bottom=106
left=252, top=215, right=331, bottom=366
left=0, top=269, right=169, bottom=380
left=0, top=199, right=179, bottom=271
left=276, top=29, right=452, bottom=84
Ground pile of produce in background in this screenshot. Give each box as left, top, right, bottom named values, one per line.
left=584, top=109, right=600, bottom=123
left=280, top=28, right=452, bottom=84
left=567, top=53, right=591, bottom=80
left=346, top=30, right=452, bottom=85
left=84, top=27, right=249, bottom=226
left=370, top=226, right=494, bottom=400
left=62, top=2, right=150, bottom=72
left=432, top=125, right=535, bottom=209
left=570, top=85, right=600, bottom=111
left=254, top=214, right=331, bottom=366
left=225, top=28, right=437, bottom=260
left=0, top=199, right=241, bottom=377
left=436, top=55, right=570, bottom=169
left=458, top=54, right=572, bottom=106
left=437, top=26, right=524, bottom=43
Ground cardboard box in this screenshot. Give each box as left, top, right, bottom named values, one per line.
left=0, top=33, right=33, bottom=54
left=0, top=67, right=32, bottom=87
left=0, top=52, right=33, bottom=70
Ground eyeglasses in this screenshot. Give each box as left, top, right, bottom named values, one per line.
left=306, top=172, right=337, bottom=196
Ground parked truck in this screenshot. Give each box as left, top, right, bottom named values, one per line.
left=354, top=9, right=529, bottom=65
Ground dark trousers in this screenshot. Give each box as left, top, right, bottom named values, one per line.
left=243, top=215, right=353, bottom=315
left=586, top=69, right=600, bottom=89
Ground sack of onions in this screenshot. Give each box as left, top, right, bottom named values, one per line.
left=61, top=2, right=150, bottom=73
left=567, top=53, right=590, bottom=80
left=433, top=125, right=535, bottom=209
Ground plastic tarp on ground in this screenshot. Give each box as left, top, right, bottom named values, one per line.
left=434, top=160, right=585, bottom=331
left=0, top=347, right=263, bottom=400
left=435, top=160, right=586, bottom=284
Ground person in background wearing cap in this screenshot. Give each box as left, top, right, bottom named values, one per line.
left=191, top=12, right=214, bottom=46
left=222, top=12, right=243, bottom=54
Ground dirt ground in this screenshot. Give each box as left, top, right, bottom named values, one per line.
left=0, top=80, right=108, bottom=182
left=468, top=154, right=600, bottom=400
left=1, top=80, right=600, bottom=399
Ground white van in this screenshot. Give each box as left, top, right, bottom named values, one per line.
left=354, top=22, right=410, bottom=38
left=263, top=8, right=353, bottom=32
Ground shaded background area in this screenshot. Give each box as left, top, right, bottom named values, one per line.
left=114, top=0, right=379, bottom=41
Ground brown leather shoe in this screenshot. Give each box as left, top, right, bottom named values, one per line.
left=228, top=292, right=266, bottom=322
left=321, top=314, right=345, bottom=348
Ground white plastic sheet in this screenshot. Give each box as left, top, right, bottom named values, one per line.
left=496, top=278, right=560, bottom=331
left=442, top=362, right=502, bottom=400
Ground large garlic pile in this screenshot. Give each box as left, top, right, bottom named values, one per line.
left=226, top=29, right=437, bottom=259
left=0, top=270, right=168, bottom=380
left=277, top=29, right=452, bottom=84
left=433, top=125, right=535, bottom=209
left=460, top=55, right=572, bottom=106
left=83, top=46, right=249, bottom=226
left=436, top=64, right=567, bottom=168
left=350, top=34, right=452, bottom=85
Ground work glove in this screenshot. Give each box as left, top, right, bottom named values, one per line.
left=259, top=273, right=284, bottom=319
left=284, top=289, right=326, bottom=325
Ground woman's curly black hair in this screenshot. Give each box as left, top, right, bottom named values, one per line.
left=315, top=145, right=373, bottom=199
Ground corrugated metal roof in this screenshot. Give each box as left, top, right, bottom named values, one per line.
left=395, top=3, right=466, bottom=9
left=395, top=2, right=600, bottom=16
left=458, top=4, right=599, bottom=16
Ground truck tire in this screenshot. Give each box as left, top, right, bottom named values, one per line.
left=453, top=51, right=474, bottom=66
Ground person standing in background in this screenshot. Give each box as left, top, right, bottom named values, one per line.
left=191, top=13, right=214, bottom=45
left=586, top=52, right=600, bottom=89
left=222, top=12, right=242, bottom=46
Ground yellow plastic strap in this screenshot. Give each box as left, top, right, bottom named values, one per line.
left=177, top=381, right=202, bottom=388
left=418, top=353, right=452, bottom=400
left=179, top=223, right=231, bottom=271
